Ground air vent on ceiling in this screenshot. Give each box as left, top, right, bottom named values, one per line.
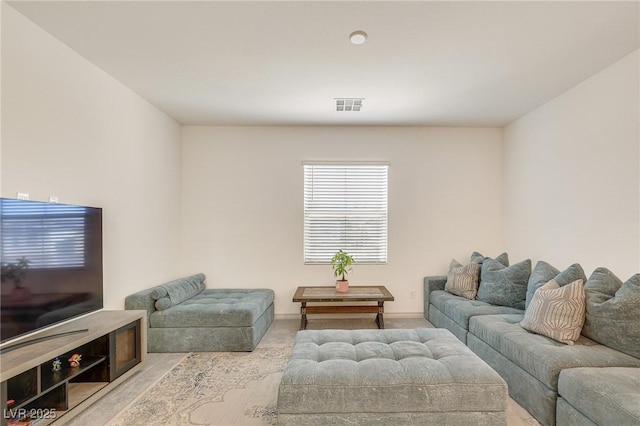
left=335, top=98, right=364, bottom=112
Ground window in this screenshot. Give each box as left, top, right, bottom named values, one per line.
left=304, top=163, right=388, bottom=264
left=1, top=199, right=88, bottom=269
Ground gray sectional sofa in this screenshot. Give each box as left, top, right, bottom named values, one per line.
left=125, top=273, right=274, bottom=352
left=424, top=254, right=640, bottom=426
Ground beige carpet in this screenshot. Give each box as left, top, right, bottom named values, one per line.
left=109, top=345, right=291, bottom=426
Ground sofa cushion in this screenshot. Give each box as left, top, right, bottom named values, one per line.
left=152, top=273, right=206, bottom=310
left=525, top=261, right=587, bottom=309
left=430, top=290, right=523, bottom=331
left=581, top=268, right=640, bottom=359
left=469, top=314, right=640, bottom=390
left=477, top=259, right=531, bottom=309
left=445, top=259, right=480, bottom=300
left=149, top=289, right=275, bottom=328
left=520, top=279, right=585, bottom=345
left=558, top=367, right=640, bottom=426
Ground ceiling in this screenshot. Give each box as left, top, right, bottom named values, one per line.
left=6, top=1, right=640, bottom=127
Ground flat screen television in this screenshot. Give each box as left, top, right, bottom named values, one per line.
left=0, top=198, right=103, bottom=345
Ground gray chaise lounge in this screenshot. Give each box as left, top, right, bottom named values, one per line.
left=125, top=273, right=274, bottom=352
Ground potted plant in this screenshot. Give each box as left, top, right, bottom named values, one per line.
left=331, top=249, right=354, bottom=293
left=1, top=256, right=31, bottom=301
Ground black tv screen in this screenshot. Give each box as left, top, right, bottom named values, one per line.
left=0, top=198, right=103, bottom=343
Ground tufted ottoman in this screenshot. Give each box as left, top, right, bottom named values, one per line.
left=277, top=328, right=507, bottom=425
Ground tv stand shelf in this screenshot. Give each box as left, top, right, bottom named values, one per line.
left=0, top=311, right=146, bottom=425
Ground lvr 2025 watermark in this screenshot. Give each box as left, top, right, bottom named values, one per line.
left=3, top=408, right=57, bottom=421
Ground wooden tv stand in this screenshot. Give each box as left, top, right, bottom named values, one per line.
left=0, top=310, right=146, bottom=425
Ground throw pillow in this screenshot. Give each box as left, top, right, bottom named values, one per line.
left=581, top=268, right=640, bottom=358
left=525, top=261, right=587, bottom=309
left=520, top=279, right=586, bottom=345
left=445, top=259, right=480, bottom=300
left=470, top=251, right=509, bottom=267
left=470, top=251, right=510, bottom=291
left=155, top=297, right=172, bottom=311
left=149, top=286, right=168, bottom=300
left=476, top=258, right=531, bottom=309
left=160, top=273, right=206, bottom=306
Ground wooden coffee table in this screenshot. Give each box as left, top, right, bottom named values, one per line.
left=293, top=286, right=395, bottom=330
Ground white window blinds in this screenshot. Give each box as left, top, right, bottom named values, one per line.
left=304, top=163, right=388, bottom=264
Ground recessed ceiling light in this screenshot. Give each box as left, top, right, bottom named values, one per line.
left=350, top=31, right=367, bottom=45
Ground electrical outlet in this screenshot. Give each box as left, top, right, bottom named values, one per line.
left=17, top=192, right=29, bottom=200
left=409, top=290, right=416, bottom=299
left=49, top=196, right=59, bottom=203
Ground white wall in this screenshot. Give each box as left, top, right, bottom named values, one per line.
left=1, top=5, right=182, bottom=308
left=181, top=126, right=504, bottom=315
left=503, top=50, right=640, bottom=279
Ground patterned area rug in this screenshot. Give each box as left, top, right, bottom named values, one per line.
left=109, top=345, right=292, bottom=426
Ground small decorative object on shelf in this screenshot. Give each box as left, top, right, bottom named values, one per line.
left=331, top=249, right=354, bottom=293
left=68, top=353, right=82, bottom=368
left=7, top=420, right=32, bottom=426
left=52, top=357, right=62, bottom=371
